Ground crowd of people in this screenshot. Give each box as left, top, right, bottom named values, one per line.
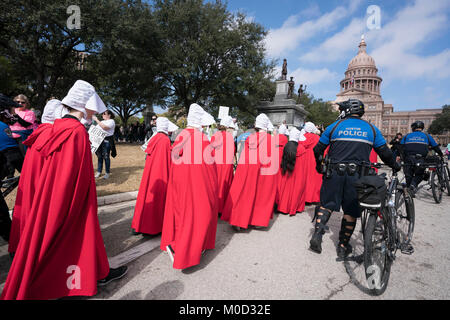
left=0, top=82, right=447, bottom=300
left=131, top=103, right=325, bottom=270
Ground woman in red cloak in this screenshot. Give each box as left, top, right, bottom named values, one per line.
left=221, top=114, right=278, bottom=229
left=8, top=100, right=63, bottom=255
left=131, top=117, right=178, bottom=235
left=1, top=81, right=126, bottom=300
left=301, top=122, right=323, bottom=204
left=160, top=104, right=219, bottom=270
left=275, top=124, right=289, bottom=205
left=277, top=128, right=308, bottom=215
left=210, top=116, right=235, bottom=214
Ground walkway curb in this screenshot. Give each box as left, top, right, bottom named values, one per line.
left=97, top=191, right=138, bottom=207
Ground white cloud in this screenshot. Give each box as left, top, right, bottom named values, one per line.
left=290, top=67, right=338, bottom=86
left=264, top=0, right=363, bottom=58
left=300, top=18, right=365, bottom=63
left=369, top=0, right=450, bottom=80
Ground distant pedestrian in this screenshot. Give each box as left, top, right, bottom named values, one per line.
left=94, top=110, right=116, bottom=179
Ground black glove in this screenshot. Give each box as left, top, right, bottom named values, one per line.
left=392, top=161, right=401, bottom=173
left=315, top=160, right=322, bottom=174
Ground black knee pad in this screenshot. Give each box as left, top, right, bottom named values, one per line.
left=339, top=218, right=356, bottom=246
left=313, top=206, right=332, bottom=234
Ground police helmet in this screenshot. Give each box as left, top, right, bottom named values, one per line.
left=411, top=121, right=425, bottom=131
left=337, top=99, right=365, bottom=118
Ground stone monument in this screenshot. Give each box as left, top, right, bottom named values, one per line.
left=256, top=60, right=308, bottom=128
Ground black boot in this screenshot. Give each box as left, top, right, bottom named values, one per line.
left=309, top=207, right=331, bottom=254
left=337, top=217, right=356, bottom=260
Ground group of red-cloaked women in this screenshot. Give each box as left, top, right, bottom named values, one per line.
left=131, top=104, right=323, bottom=271
left=1, top=94, right=323, bottom=300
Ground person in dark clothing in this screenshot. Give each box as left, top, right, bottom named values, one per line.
left=310, top=99, right=400, bottom=259
left=0, top=93, right=23, bottom=242
left=400, top=121, right=444, bottom=195
left=389, top=132, right=403, bottom=160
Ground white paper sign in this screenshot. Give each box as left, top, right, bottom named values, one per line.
left=88, top=125, right=107, bottom=153
left=218, top=106, right=229, bottom=120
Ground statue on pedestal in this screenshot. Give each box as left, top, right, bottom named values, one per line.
left=297, top=84, right=307, bottom=103
left=281, top=59, right=287, bottom=80
left=287, top=77, right=295, bottom=99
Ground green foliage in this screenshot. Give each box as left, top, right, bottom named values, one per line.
left=298, top=92, right=339, bottom=127
left=0, top=0, right=121, bottom=108
left=153, top=0, right=275, bottom=119
left=429, top=105, right=450, bottom=135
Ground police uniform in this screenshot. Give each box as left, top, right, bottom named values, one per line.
left=400, top=130, right=442, bottom=189
left=318, top=116, right=386, bottom=219
left=309, top=99, right=398, bottom=258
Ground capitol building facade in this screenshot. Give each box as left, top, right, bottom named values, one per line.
left=334, top=37, right=442, bottom=143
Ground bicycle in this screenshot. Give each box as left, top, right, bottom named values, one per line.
left=358, top=163, right=415, bottom=295
left=409, top=155, right=449, bottom=203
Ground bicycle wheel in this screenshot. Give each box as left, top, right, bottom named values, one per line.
left=443, top=165, right=450, bottom=196
left=395, top=188, right=415, bottom=247
left=430, top=170, right=443, bottom=203
left=364, top=213, right=392, bottom=295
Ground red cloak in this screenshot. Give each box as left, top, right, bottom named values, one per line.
left=275, top=134, right=288, bottom=205
left=210, top=130, right=235, bottom=214
left=160, top=128, right=219, bottom=270
left=302, top=133, right=322, bottom=204
left=1, top=118, right=110, bottom=300
left=222, top=131, right=278, bottom=228
left=370, top=149, right=379, bottom=173
left=277, top=143, right=307, bottom=215
left=131, top=133, right=171, bottom=235
left=8, top=123, right=53, bottom=254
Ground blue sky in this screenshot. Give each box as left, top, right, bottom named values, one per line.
left=220, top=0, right=450, bottom=112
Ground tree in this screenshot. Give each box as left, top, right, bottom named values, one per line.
left=298, top=91, right=339, bottom=128
left=153, top=0, right=275, bottom=119
left=0, top=0, right=124, bottom=109
left=89, top=0, right=167, bottom=125
left=429, top=105, right=450, bottom=135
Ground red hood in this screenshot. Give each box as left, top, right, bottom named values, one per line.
left=30, top=118, right=84, bottom=157
left=145, top=133, right=168, bottom=155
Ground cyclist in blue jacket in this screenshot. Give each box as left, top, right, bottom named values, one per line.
left=400, top=121, right=444, bottom=195
left=310, top=99, right=400, bottom=259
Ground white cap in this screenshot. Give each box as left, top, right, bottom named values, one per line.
left=289, top=128, right=301, bottom=142
left=201, top=112, right=216, bottom=127
left=255, top=113, right=270, bottom=131
left=85, top=92, right=107, bottom=114
left=299, top=129, right=307, bottom=141
left=61, top=80, right=96, bottom=118
left=41, top=99, right=64, bottom=124
left=278, top=124, right=288, bottom=135
left=168, top=120, right=179, bottom=133
left=187, top=103, right=204, bottom=128
left=156, top=117, right=179, bottom=134
left=220, top=115, right=234, bottom=128
left=304, top=122, right=317, bottom=134
left=267, top=121, right=274, bottom=132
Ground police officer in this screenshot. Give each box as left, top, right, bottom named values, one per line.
left=310, top=99, right=400, bottom=259
left=400, top=121, right=444, bottom=195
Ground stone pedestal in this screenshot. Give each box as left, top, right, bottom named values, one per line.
left=256, top=80, right=308, bottom=128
